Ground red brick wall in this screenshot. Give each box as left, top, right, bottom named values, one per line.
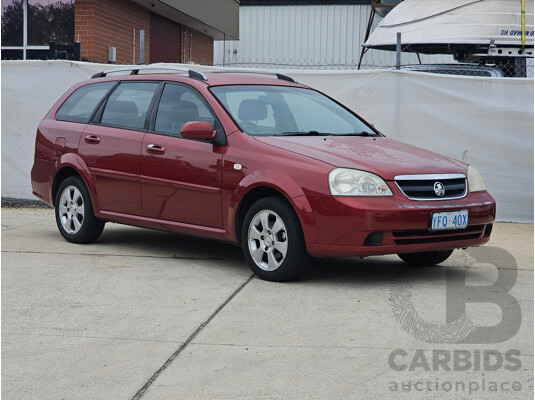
left=75, top=0, right=150, bottom=64
left=75, top=0, right=213, bottom=65
left=191, top=29, right=213, bottom=65
left=182, top=27, right=214, bottom=65
left=75, top=1, right=96, bottom=60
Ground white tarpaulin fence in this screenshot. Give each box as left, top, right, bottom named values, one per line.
left=2, top=60, right=533, bottom=222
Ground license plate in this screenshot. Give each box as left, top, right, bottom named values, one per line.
left=430, top=210, right=468, bottom=231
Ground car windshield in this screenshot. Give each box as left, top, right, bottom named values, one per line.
left=210, top=85, right=378, bottom=137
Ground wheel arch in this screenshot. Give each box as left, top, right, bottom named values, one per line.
left=52, top=166, right=81, bottom=202
left=51, top=154, right=99, bottom=212
left=235, top=186, right=286, bottom=244
left=230, top=171, right=317, bottom=246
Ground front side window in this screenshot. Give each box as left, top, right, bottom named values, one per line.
left=210, top=85, right=377, bottom=137
left=154, top=83, right=216, bottom=136
left=100, top=82, right=158, bottom=130
left=56, top=81, right=115, bottom=123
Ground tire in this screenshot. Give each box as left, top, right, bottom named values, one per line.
left=242, top=196, right=310, bottom=282
left=397, top=249, right=454, bottom=267
left=55, top=176, right=105, bottom=244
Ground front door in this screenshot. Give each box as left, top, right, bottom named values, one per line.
left=140, top=83, right=224, bottom=228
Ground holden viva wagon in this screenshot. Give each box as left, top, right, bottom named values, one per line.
left=31, top=66, right=496, bottom=281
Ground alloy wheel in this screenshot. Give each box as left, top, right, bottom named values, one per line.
left=58, top=185, right=85, bottom=234
left=247, top=209, right=289, bottom=271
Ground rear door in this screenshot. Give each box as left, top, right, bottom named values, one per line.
left=140, top=82, right=224, bottom=228
left=80, top=81, right=159, bottom=215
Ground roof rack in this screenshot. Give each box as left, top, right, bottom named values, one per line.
left=210, top=70, right=297, bottom=83
left=91, top=65, right=207, bottom=80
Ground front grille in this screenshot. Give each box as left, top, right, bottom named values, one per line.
left=395, top=174, right=467, bottom=200
left=393, top=225, right=485, bottom=245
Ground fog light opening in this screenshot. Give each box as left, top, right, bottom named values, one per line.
left=363, top=232, right=383, bottom=246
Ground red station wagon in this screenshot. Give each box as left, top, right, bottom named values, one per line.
left=31, top=66, right=496, bottom=281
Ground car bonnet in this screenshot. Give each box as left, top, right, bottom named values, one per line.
left=254, top=136, right=467, bottom=180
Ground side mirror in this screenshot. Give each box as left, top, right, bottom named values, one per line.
left=181, top=121, right=216, bottom=141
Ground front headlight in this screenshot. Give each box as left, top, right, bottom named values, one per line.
left=467, top=165, right=486, bottom=192
left=328, top=168, right=393, bottom=196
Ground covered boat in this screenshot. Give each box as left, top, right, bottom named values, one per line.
left=364, top=0, right=534, bottom=62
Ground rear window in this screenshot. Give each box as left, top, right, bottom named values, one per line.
left=56, top=82, right=116, bottom=123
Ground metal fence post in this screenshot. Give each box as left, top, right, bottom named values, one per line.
left=49, top=41, right=56, bottom=59
left=396, top=32, right=401, bottom=69
left=73, top=42, right=81, bottom=61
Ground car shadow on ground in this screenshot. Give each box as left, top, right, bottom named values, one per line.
left=302, top=256, right=460, bottom=285
left=98, top=225, right=459, bottom=284
left=100, top=225, right=244, bottom=260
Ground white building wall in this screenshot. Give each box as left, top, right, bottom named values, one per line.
left=214, top=4, right=453, bottom=69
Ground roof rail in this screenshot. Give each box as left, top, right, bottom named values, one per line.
left=210, top=70, right=296, bottom=83
left=91, top=65, right=207, bottom=80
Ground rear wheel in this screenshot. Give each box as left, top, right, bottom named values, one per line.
left=397, top=249, right=454, bottom=267
left=242, top=196, right=310, bottom=282
left=55, top=176, right=105, bottom=244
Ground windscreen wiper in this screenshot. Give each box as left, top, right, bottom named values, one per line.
left=340, top=131, right=377, bottom=136
left=277, top=131, right=332, bottom=136
left=277, top=131, right=378, bottom=137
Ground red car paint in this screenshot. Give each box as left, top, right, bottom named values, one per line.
left=31, top=72, right=495, bottom=258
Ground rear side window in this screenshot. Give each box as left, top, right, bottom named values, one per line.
left=100, top=82, right=159, bottom=130
left=56, top=82, right=116, bottom=123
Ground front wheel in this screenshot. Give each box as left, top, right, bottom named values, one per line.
left=242, top=196, right=310, bottom=282
left=55, top=176, right=105, bottom=244
left=397, top=249, right=454, bottom=267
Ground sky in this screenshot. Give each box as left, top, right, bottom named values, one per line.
left=2, top=0, right=74, bottom=17
left=2, top=0, right=74, bottom=10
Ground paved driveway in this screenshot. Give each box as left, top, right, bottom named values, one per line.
left=2, top=208, right=533, bottom=399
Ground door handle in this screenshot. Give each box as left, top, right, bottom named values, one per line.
left=84, top=135, right=101, bottom=144
left=146, top=144, right=166, bottom=155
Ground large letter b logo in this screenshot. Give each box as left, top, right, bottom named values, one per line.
left=390, top=247, right=521, bottom=344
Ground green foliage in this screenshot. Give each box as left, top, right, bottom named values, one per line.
left=28, top=1, right=74, bottom=45
left=1, top=0, right=23, bottom=46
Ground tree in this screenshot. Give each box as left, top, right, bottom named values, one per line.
left=1, top=0, right=24, bottom=46
left=28, top=1, right=74, bottom=45
left=1, top=0, right=74, bottom=47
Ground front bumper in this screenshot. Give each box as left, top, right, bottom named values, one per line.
left=304, top=189, right=496, bottom=258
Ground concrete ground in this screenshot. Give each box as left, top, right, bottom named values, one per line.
left=2, top=207, right=533, bottom=400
